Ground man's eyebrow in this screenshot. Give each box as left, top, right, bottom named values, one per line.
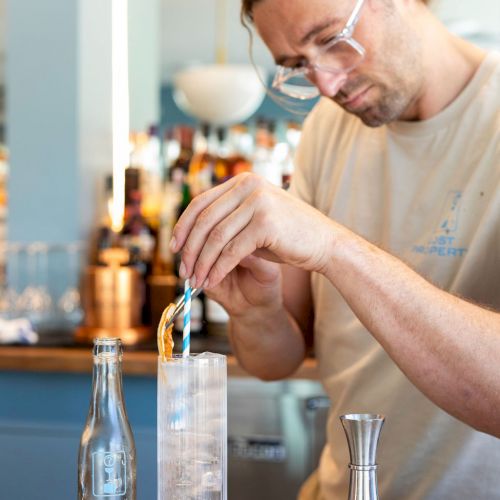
left=300, top=17, right=342, bottom=45
left=274, top=17, right=342, bottom=66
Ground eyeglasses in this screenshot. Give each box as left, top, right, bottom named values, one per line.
left=272, top=0, right=366, bottom=100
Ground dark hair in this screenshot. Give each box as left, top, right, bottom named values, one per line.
left=241, top=0, right=430, bottom=26
left=240, top=0, right=312, bottom=115
left=241, top=0, right=261, bottom=27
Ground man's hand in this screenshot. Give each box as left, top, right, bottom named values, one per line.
left=170, top=173, right=336, bottom=290
left=202, top=254, right=283, bottom=322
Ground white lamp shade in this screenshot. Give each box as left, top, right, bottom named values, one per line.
left=173, top=64, right=267, bottom=126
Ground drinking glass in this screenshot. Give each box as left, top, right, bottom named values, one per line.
left=16, top=242, right=52, bottom=327
left=57, top=242, right=84, bottom=327
left=157, top=353, right=227, bottom=500
left=0, top=242, right=20, bottom=318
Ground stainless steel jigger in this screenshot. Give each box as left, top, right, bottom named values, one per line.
left=340, top=413, right=385, bottom=500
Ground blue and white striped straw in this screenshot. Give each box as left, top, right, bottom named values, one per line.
left=182, top=278, right=191, bottom=358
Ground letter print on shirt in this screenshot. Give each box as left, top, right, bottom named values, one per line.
left=411, top=190, right=468, bottom=257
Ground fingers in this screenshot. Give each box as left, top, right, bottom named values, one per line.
left=204, top=220, right=264, bottom=289
left=178, top=181, right=256, bottom=281
left=188, top=202, right=254, bottom=287
left=170, top=176, right=239, bottom=253
left=172, top=172, right=284, bottom=288
left=171, top=173, right=258, bottom=254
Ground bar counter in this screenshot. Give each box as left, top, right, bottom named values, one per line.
left=0, top=344, right=320, bottom=379
left=0, top=335, right=325, bottom=499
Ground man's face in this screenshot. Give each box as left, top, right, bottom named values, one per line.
left=253, top=0, right=425, bottom=126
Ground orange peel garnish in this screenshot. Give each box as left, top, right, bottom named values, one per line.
left=157, top=303, right=176, bottom=362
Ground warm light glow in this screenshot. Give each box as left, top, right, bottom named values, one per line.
left=111, top=0, right=129, bottom=232
left=215, top=0, right=227, bottom=64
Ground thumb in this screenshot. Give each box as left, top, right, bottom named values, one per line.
left=239, top=254, right=281, bottom=284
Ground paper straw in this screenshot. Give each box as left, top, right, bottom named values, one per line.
left=182, top=279, right=191, bottom=357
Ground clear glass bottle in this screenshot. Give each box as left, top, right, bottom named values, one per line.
left=78, top=338, right=136, bottom=499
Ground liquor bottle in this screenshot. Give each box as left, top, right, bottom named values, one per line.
left=94, top=175, right=117, bottom=258
left=213, top=126, right=230, bottom=185
left=252, top=118, right=282, bottom=186
left=188, top=122, right=215, bottom=196
left=120, top=189, right=157, bottom=325
left=169, top=125, right=195, bottom=180
left=162, top=127, right=181, bottom=176
left=133, top=125, right=163, bottom=232
left=282, top=121, right=301, bottom=190
left=121, top=191, right=157, bottom=271
left=156, top=169, right=183, bottom=275
left=206, top=297, right=229, bottom=338
left=0, top=145, right=8, bottom=288
left=173, top=277, right=206, bottom=338
left=227, top=124, right=253, bottom=178
left=78, top=338, right=136, bottom=499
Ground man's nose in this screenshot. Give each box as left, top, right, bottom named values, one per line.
left=312, top=69, right=348, bottom=97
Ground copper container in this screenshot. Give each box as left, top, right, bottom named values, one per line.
left=75, top=248, right=151, bottom=345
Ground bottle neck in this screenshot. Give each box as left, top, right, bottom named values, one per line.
left=91, top=339, right=125, bottom=418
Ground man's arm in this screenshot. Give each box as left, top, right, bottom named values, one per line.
left=327, top=226, right=500, bottom=437
left=171, top=173, right=500, bottom=436
left=228, top=265, right=313, bottom=380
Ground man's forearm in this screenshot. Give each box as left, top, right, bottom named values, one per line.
left=228, top=304, right=307, bottom=381
left=326, top=224, right=500, bottom=436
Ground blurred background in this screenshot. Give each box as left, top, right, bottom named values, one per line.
left=0, top=0, right=498, bottom=498
left=0, top=0, right=499, bottom=271
left=0, top=0, right=499, bottom=274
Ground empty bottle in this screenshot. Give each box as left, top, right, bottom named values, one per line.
left=78, top=338, right=136, bottom=499
left=340, top=413, right=385, bottom=500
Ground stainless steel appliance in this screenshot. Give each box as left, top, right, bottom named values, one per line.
left=228, top=377, right=330, bottom=500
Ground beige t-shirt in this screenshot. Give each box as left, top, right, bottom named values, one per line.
left=291, top=51, right=500, bottom=499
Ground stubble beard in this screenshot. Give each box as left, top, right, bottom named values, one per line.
left=353, top=82, right=415, bottom=127
left=333, top=56, right=423, bottom=127
left=336, top=6, right=424, bottom=127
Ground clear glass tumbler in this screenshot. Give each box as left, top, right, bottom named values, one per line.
left=157, top=352, right=227, bottom=500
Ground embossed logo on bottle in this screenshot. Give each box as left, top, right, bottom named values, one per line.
left=92, top=451, right=127, bottom=496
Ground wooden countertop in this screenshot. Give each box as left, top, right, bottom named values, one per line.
left=0, top=345, right=320, bottom=380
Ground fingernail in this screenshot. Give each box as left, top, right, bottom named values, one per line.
left=202, top=278, right=210, bottom=289
left=169, top=236, right=177, bottom=252
left=179, top=261, right=186, bottom=278
left=190, top=275, right=197, bottom=288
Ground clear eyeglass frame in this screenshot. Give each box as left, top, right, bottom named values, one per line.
left=272, top=0, right=366, bottom=100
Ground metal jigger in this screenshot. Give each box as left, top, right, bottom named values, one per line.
left=340, top=413, right=385, bottom=500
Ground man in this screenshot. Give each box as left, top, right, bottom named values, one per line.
left=171, top=0, right=500, bottom=498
